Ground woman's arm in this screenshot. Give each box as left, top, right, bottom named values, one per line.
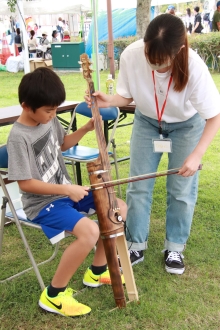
left=192, top=21, right=199, bottom=33
left=85, top=91, right=133, bottom=109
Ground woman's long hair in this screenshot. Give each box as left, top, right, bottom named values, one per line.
left=186, top=8, right=191, bottom=17
left=30, top=30, right=35, bottom=40
left=144, top=14, right=189, bottom=92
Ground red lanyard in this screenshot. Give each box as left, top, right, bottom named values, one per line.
left=152, top=71, right=173, bottom=133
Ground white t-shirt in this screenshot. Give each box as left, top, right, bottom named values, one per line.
left=28, top=37, right=38, bottom=50
left=185, top=15, right=194, bottom=28
left=117, top=39, right=220, bottom=123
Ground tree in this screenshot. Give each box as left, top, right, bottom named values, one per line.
left=136, top=0, right=151, bottom=39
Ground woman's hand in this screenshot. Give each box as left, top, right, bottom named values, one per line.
left=178, top=152, right=202, bottom=177
left=84, top=90, right=112, bottom=108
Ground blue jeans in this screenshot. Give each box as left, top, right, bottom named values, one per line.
left=126, top=109, right=205, bottom=252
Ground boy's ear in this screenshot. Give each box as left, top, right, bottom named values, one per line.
left=21, top=102, right=32, bottom=112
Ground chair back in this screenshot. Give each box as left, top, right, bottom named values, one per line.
left=67, top=102, right=120, bottom=150
left=75, top=102, right=118, bottom=121
left=0, top=145, right=8, bottom=169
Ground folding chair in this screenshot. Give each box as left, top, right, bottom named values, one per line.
left=0, top=145, right=59, bottom=290
left=62, top=102, right=122, bottom=197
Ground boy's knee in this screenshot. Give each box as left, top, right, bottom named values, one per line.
left=87, top=220, right=100, bottom=241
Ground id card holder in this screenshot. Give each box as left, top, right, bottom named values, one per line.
left=152, top=138, right=172, bottom=153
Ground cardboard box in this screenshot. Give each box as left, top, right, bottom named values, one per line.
left=29, top=59, right=53, bottom=72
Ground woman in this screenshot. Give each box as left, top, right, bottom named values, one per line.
left=39, top=31, right=49, bottom=46
left=185, top=8, right=193, bottom=34
left=85, top=14, right=220, bottom=275
left=15, top=27, right=22, bottom=53
left=52, top=30, right=58, bottom=43
left=63, top=30, right=70, bottom=42
left=28, top=30, right=38, bottom=57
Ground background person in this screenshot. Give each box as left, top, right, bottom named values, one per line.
left=39, top=31, right=50, bottom=58
left=63, top=30, right=70, bottom=42
left=15, top=27, right=22, bottom=53
left=85, top=14, right=220, bottom=275
left=39, top=31, right=49, bottom=46
left=51, top=30, right=58, bottom=43
left=185, top=8, right=193, bottom=34
left=192, top=6, right=203, bottom=33
left=57, top=17, right=64, bottom=41
left=9, top=27, right=16, bottom=45
left=28, top=29, right=38, bottom=58
left=212, top=1, right=220, bottom=31
left=166, top=5, right=175, bottom=15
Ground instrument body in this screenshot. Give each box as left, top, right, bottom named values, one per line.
left=80, top=53, right=126, bottom=308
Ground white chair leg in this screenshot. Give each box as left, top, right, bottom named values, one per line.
left=71, top=160, right=78, bottom=184
left=0, top=197, right=7, bottom=255
left=111, top=139, right=122, bottom=198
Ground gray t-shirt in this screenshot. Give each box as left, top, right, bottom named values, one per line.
left=7, top=117, right=72, bottom=220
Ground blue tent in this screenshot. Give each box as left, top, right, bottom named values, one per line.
left=86, top=8, right=136, bottom=57
left=86, top=7, right=156, bottom=57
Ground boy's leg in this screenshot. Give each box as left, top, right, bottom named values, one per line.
left=33, top=197, right=100, bottom=316
left=39, top=216, right=99, bottom=317
left=83, top=198, right=127, bottom=287
left=51, top=217, right=99, bottom=288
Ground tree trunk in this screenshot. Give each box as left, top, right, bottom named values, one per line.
left=136, top=0, right=151, bottom=39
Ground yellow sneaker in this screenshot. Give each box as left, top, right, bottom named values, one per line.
left=39, top=287, right=91, bottom=317
left=83, top=268, right=125, bottom=287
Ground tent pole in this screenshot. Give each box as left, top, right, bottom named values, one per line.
left=92, top=0, right=100, bottom=90
left=17, top=0, right=30, bottom=73
left=106, top=0, right=115, bottom=79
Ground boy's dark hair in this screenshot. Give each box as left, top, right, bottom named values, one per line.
left=194, top=6, right=200, bottom=13
left=16, top=27, right=20, bottom=34
left=18, top=67, right=66, bottom=112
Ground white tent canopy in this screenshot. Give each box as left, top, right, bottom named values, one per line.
left=0, top=0, right=138, bottom=16
left=0, top=0, right=91, bottom=15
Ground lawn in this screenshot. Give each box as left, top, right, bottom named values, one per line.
left=0, top=70, right=220, bottom=330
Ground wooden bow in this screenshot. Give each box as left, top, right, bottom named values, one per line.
left=88, top=165, right=203, bottom=191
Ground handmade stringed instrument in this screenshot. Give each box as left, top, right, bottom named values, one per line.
left=79, top=53, right=131, bottom=308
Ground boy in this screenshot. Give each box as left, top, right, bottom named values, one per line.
left=7, top=68, right=127, bottom=317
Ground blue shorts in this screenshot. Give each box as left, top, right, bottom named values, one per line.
left=32, top=192, right=96, bottom=244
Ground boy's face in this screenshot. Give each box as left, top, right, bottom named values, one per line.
left=24, top=104, right=57, bottom=125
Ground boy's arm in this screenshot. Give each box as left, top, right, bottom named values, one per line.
left=18, top=179, right=89, bottom=203
left=61, top=118, right=94, bottom=151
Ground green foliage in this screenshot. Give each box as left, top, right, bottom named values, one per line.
left=188, top=32, right=220, bottom=71
left=100, top=33, right=220, bottom=72
left=0, top=71, right=220, bottom=329
left=99, top=36, right=138, bottom=62
left=7, top=0, right=17, bottom=13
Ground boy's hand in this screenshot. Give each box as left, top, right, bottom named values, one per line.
left=67, top=184, right=89, bottom=202
left=84, top=118, right=95, bottom=132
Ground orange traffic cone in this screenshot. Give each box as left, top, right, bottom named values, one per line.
left=1, top=33, right=11, bottom=65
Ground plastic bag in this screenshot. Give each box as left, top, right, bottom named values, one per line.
left=0, top=64, right=7, bottom=71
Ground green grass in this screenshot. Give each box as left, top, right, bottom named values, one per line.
left=0, top=70, right=220, bottom=330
